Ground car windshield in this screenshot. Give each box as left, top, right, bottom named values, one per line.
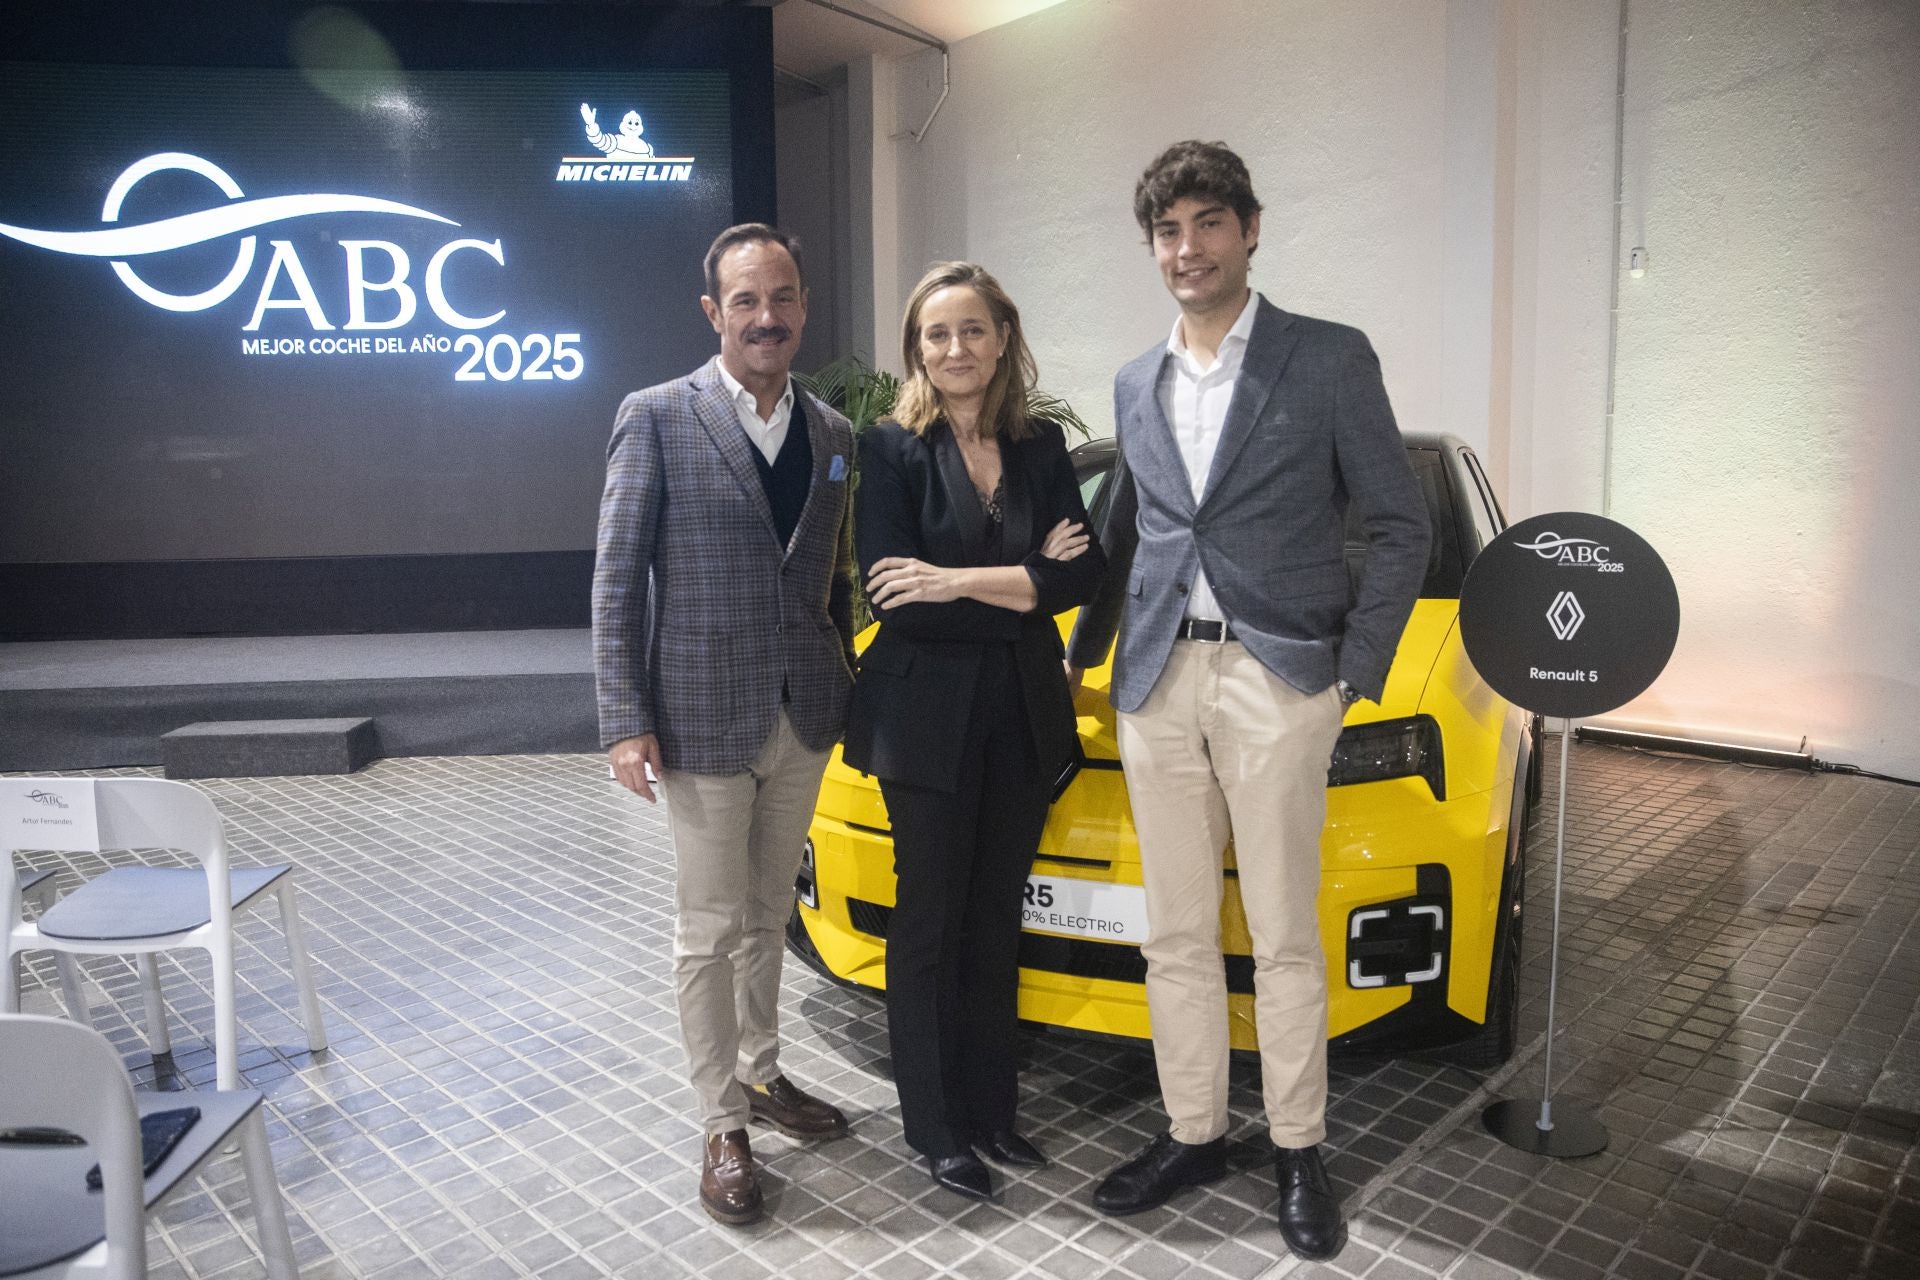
left=1071, top=443, right=1469, bottom=600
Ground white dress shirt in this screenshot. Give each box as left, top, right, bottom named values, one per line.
left=715, top=360, right=796, bottom=465
left=1159, top=290, right=1260, bottom=624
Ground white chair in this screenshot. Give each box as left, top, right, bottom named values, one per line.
left=0, top=1012, right=299, bottom=1279
left=9, top=866, right=88, bottom=1021
left=1, top=779, right=327, bottom=1090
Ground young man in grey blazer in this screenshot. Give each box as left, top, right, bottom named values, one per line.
left=592, top=223, right=857, bottom=1226
left=1068, top=143, right=1430, bottom=1259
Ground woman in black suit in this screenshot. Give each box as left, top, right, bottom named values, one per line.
left=843, top=262, right=1107, bottom=1202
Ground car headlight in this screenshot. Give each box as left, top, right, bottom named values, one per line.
left=1327, top=715, right=1445, bottom=800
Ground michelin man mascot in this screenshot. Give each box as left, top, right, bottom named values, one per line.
left=579, top=104, right=655, bottom=160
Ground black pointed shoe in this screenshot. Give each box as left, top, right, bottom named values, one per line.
left=1273, top=1144, right=1347, bottom=1260
left=929, top=1153, right=995, bottom=1202
left=1092, top=1132, right=1228, bottom=1215
left=974, top=1129, right=1049, bottom=1168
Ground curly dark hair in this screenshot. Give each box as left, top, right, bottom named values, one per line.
left=1133, top=141, right=1263, bottom=252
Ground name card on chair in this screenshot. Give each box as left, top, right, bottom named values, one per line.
left=1, top=779, right=99, bottom=850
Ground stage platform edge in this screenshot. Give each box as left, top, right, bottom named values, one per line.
left=0, top=631, right=599, bottom=772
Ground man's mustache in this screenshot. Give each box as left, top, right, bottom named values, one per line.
left=743, top=325, right=791, bottom=345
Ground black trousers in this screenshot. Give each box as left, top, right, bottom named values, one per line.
left=879, top=644, right=1052, bottom=1159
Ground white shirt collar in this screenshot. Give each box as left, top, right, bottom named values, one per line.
left=714, top=359, right=794, bottom=421
left=1166, top=289, right=1261, bottom=366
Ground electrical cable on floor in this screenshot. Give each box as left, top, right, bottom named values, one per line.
left=1572, top=725, right=1917, bottom=786
left=1811, top=760, right=1920, bottom=788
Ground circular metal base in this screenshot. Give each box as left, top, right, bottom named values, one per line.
left=1482, top=1098, right=1608, bottom=1158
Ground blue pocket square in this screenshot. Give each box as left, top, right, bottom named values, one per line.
left=829, top=454, right=848, bottom=481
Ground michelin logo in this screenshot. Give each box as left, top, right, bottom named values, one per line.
left=558, top=103, right=693, bottom=183
left=581, top=104, right=654, bottom=159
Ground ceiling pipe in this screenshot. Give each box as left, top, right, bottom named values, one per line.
left=1600, top=0, right=1631, bottom=517
left=900, top=51, right=949, bottom=144
left=775, top=62, right=831, bottom=95
left=800, top=0, right=950, bottom=142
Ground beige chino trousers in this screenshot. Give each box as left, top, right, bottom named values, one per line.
left=660, top=709, right=831, bottom=1134
left=1118, top=640, right=1346, bottom=1148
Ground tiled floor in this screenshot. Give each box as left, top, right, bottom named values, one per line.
left=8, top=741, right=1916, bottom=1279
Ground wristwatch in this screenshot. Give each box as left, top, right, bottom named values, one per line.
left=1336, top=679, right=1362, bottom=706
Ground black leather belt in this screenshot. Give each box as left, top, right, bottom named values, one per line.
left=1176, top=618, right=1235, bottom=643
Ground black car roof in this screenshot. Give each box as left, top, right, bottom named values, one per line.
left=1069, top=429, right=1471, bottom=459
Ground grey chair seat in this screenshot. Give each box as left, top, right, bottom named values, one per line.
left=0, top=1087, right=261, bottom=1276
left=15, top=868, right=54, bottom=897
left=36, top=865, right=290, bottom=942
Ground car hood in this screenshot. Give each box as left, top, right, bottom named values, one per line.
left=1068, top=599, right=1461, bottom=763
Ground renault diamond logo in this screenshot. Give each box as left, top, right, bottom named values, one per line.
left=1546, top=591, right=1586, bottom=641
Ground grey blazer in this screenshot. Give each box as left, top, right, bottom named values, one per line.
left=592, top=357, right=857, bottom=773
left=1068, top=298, right=1430, bottom=712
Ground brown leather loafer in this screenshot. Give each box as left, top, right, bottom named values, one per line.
left=700, top=1129, right=763, bottom=1226
left=743, top=1074, right=849, bottom=1140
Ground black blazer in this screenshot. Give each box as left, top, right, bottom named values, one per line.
left=843, top=417, right=1107, bottom=793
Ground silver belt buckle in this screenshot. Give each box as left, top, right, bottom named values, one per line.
left=1184, top=618, right=1228, bottom=643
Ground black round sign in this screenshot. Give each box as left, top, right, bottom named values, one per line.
left=1458, top=512, right=1680, bottom=719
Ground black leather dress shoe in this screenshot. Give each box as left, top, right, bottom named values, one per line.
left=1092, top=1132, right=1227, bottom=1215
left=1274, top=1144, right=1347, bottom=1260
left=974, top=1129, right=1049, bottom=1168
left=929, top=1154, right=995, bottom=1202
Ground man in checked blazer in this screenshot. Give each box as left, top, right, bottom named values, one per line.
left=1067, top=144, right=1430, bottom=1259
left=592, top=223, right=857, bottom=1227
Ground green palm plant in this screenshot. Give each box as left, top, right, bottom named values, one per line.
left=796, top=357, right=901, bottom=433
left=1022, top=389, right=1094, bottom=440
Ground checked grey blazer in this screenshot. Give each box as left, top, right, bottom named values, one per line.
left=1069, top=298, right=1430, bottom=712
left=592, top=357, right=857, bottom=773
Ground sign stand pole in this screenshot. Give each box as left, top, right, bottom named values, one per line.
left=1460, top=510, right=1677, bottom=1160
left=1481, top=718, right=1607, bottom=1157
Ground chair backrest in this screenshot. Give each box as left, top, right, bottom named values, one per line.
left=0, top=1012, right=147, bottom=1278
left=3, top=778, right=226, bottom=857
left=2, top=778, right=232, bottom=934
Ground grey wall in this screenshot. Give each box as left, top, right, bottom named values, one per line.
left=775, top=71, right=853, bottom=375
left=1602, top=0, right=1920, bottom=777
left=776, top=0, right=1920, bottom=778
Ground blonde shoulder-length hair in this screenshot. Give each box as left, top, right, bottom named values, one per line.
left=892, top=262, right=1039, bottom=441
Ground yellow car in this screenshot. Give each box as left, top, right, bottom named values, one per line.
left=789, top=431, right=1539, bottom=1066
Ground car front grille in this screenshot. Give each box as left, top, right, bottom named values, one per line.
left=846, top=897, right=894, bottom=938
left=844, top=896, right=1254, bottom=994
